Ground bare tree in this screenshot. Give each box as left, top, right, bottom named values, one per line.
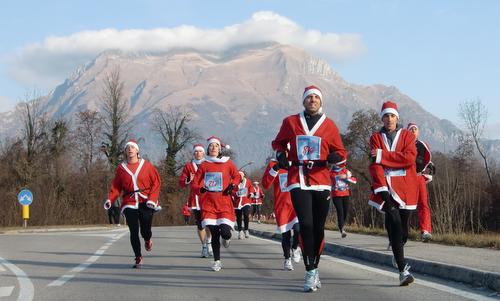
left=100, top=68, right=129, bottom=169
left=153, top=106, right=198, bottom=177
left=74, top=110, right=103, bottom=174
left=16, top=91, right=48, bottom=185
left=459, top=98, right=493, bottom=185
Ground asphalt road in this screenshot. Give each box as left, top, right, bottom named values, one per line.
left=0, top=226, right=497, bottom=301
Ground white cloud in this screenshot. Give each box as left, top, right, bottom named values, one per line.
left=7, top=11, right=365, bottom=90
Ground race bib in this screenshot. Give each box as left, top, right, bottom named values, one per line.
left=384, top=169, right=406, bottom=177
left=335, top=176, right=348, bottom=191
left=279, top=173, right=289, bottom=192
left=204, top=172, right=223, bottom=191
left=236, top=187, right=248, bottom=197
left=296, top=135, right=321, bottom=161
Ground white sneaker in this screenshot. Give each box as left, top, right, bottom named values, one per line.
left=201, top=244, right=208, bottom=258
left=314, top=269, right=321, bottom=289
left=399, top=265, right=414, bottom=286
left=238, top=231, right=243, bottom=240
left=244, top=230, right=250, bottom=238
left=304, top=269, right=317, bottom=292
left=341, top=229, right=347, bottom=238
left=291, top=248, right=301, bottom=263
left=211, top=260, right=222, bottom=272
left=207, top=243, right=213, bottom=256
left=283, top=258, right=294, bottom=271
left=422, top=231, right=432, bottom=242
left=222, top=238, right=231, bottom=248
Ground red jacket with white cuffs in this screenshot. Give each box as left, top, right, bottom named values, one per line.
left=368, top=129, right=418, bottom=210
left=192, top=156, right=241, bottom=229
left=272, top=112, right=347, bottom=191
left=107, top=159, right=161, bottom=213
left=233, top=178, right=253, bottom=209
left=178, top=159, right=204, bottom=210
left=330, top=168, right=357, bottom=197
left=261, top=160, right=298, bottom=233
left=250, top=185, right=264, bottom=205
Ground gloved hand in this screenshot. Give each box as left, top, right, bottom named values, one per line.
left=327, top=151, right=343, bottom=164
left=272, top=163, right=280, bottom=171
left=427, top=163, right=436, bottom=175
left=200, top=187, right=207, bottom=194
left=276, top=151, right=289, bottom=169
left=103, top=200, right=112, bottom=210
left=223, top=183, right=235, bottom=195
left=146, top=202, right=157, bottom=210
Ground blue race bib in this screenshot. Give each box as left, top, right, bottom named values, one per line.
left=279, top=173, right=289, bottom=192
left=236, top=187, right=248, bottom=197
left=296, top=135, right=321, bottom=161
left=204, top=172, right=223, bottom=192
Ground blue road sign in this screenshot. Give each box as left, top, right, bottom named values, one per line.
left=18, top=189, right=33, bottom=206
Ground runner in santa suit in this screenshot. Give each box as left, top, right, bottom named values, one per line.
left=250, top=181, right=264, bottom=223
left=104, top=139, right=161, bottom=268
left=233, top=170, right=252, bottom=239
left=407, top=122, right=435, bottom=242
left=192, top=136, right=241, bottom=272
left=182, top=203, right=191, bottom=225
left=368, top=101, right=417, bottom=286
left=272, top=85, right=347, bottom=292
left=330, top=167, right=357, bottom=238
left=261, top=158, right=301, bottom=271
left=178, top=144, right=212, bottom=258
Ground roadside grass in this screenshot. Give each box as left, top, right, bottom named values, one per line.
left=324, top=222, right=500, bottom=250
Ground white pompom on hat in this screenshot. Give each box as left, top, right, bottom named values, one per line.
left=125, top=139, right=139, bottom=152
left=380, top=100, right=399, bottom=120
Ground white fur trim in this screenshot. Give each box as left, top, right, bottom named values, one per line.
left=375, top=149, right=383, bottom=164
left=303, top=88, right=322, bottom=101
left=205, top=156, right=230, bottom=163
left=277, top=217, right=299, bottom=234
left=380, top=108, right=399, bottom=119
left=268, top=167, right=279, bottom=177
left=374, top=186, right=389, bottom=193
left=206, top=138, right=221, bottom=149
left=201, top=218, right=235, bottom=229
left=125, top=141, right=139, bottom=152
left=193, top=146, right=205, bottom=153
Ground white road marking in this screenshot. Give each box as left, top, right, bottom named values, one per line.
left=252, top=235, right=497, bottom=301
left=0, top=286, right=14, bottom=297
left=0, top=256, right=34, bottom=301
left=48, top=231, right=127, bottom=287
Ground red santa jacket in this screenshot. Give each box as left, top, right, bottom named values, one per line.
left=261, top=160, right=298, bottom=233
left=368, top=128, right=418, bottom=210
left=272, top=112, right=347, bottom=191
left=330, top=167, right=357, bottom=197
left=233, top=177, right=253, bottom=209
left=192, top=156, right=241, bottom=228
left=250, top=185, right=264, bottom=205
left=182, top=204, right=191, bottom=216
left=416, top=139, right=434, bottom=183
left=107, top=159, right=161, bottom=213
left=178, top=159, right=205, bottom=210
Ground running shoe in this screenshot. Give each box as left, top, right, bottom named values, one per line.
left=283, top=258, right=294, bottom=271
left=133, top=256, right=143, bottom=269
left=222, top=238, right=231, bottom=248
left=207, top=243, right=213, bottom=256
left=291, top=248, right=301, bottom=263
left=303, top=269, right=317, bottom=292
left=238, top=231, right=243, bottom=240
left=421, top=231, right=432, bottom=242
left=399, top=264, right=414, bottom=286
left=201, top=244, right=209, bottom=258
left=211, top=260, right=222, bottom=272
left=244, top=230, right=250, bottom=238
left=314, top=269, right=322, bottom=289
left=341, top=229, right=347, bottom=238
left=145, top=240, right=153, bottom=252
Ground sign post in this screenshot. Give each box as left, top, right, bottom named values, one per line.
left=18, top=189, right=33, bottom=228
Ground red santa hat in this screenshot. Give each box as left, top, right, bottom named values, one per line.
left=253, top=181, right=259, bottom=185
left=124, top=139, right=139, bottom=152
left=192, top=144, right=205, bottom=153
left=302, top=85, right=323, bottom=104
left=206, top=136, right=230, bottom=150
left=407, top=122, right=418, bottom=131
left=380, top=100, right=399, bottom=119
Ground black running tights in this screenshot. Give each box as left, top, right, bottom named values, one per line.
left=207, top=224, right=232, bottom=261
left=123, top=203, right=154, bottom=258
left=282, top=223, right=300, bottom=259
left=235, top=206, right=250, bottom=231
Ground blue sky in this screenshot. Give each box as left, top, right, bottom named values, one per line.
left=1, top=1, right=499, bottom=138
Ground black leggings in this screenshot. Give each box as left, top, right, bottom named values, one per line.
left=192, top=209, right=203, bottom=230
left=382, top=192, right=411, bottom=272
left=282, top=223, right=300, bottom=259
left=290, top=188, right=331, bottom=271
left=332, top=196, right=350, bottom=230
left=207, top=224, right=232, bottom=261
left=235, top=206, right=250, bottom=231
left=123, top=203, right=154, bottom=258
left=108, top=206, right=121, bottom=224
left=252, top=205, right=261, bottom=217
